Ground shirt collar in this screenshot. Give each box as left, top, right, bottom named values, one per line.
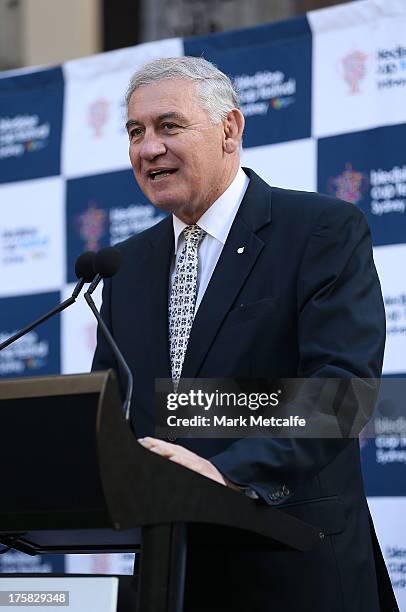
left=172, top=167, right=249, bottom=253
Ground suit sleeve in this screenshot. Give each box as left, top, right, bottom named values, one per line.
left=209, top=202, right=386, bottom=505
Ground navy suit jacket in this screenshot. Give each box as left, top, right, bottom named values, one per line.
left=93, top=169, right=396, bottom=611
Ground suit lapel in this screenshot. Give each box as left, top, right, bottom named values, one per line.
left=180, top=169, right=273, bottom=380
left=145, top=217, right=173, bottom=380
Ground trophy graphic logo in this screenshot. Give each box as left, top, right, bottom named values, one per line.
left=328, top=163, right=368, bottom=204
left=88, top=98, right=110, bottom=138
left=77, top=201, right=107, bottom=251
left=341, top=50, right=368, bottom=94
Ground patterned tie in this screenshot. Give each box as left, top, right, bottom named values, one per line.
left=169, top=224, right=206, bottom=390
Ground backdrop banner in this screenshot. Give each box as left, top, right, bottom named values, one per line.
left=0, top=1, right=404, bottom=605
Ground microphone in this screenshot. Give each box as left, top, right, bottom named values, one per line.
left=83, top=247, right=133, bottom=422
left=87, top=247, right=122, bottom=295
left=0, top=252, right=96, bottom=352
left=73, top=250, right=98, bottom=296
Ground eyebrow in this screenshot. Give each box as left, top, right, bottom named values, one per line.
left=125, top=112, right=188, bottom=132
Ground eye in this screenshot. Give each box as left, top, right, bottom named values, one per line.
left=162, top=122, right=179, bottom=131
left=129, top=127, right=143, bottom=140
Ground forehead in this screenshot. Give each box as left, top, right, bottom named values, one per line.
left=127, top=78, right=205, bottom=121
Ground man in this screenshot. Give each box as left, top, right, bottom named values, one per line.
left=93, top=57, right=396, bottom=611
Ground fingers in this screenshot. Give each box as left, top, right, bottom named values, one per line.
left=137, top=436, right=227, bottom=485
left=138, top=437, right=175, bottom=458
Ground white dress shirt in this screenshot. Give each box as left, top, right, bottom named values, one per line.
left=170, top=167, right=249, bottom=312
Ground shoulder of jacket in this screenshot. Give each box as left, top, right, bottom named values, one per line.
left=270, top=185, right=365, bottom=223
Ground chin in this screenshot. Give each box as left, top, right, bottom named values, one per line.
left=147, top=188, right=185, bottom=210
left=149, top=196, right=182, bottom=215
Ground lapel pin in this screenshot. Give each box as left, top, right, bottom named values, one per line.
left=237, top=247, right=245, bottom=254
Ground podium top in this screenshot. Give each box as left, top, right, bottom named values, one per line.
left=0, top=371, right=107, bottom=400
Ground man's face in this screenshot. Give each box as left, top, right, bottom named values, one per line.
left=126, top=79, right=229, bottom=221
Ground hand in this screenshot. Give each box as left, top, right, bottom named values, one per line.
left=137, top=437, right=227, bottom=485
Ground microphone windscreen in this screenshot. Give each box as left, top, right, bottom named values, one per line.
left=75, top=251, right=96, bottom=282
left=94, top=246, right=122, bottom=278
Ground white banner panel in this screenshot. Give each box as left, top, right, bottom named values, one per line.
left=61, top=282, right=102, bottom=375
left=368, top=497, right=405, bottom=610
left=62, top=38, right=183, bottom=179
left=65, top=553, right=135, bottom=576
left=373, top=243, right=406, bottom=374
left=0, top=576, right=118, bottom=611
left=241, top=138, right=316, bottom=192
left=0, top=177, right=64, bottom=297
left=309, top=0, right=406, bottom=137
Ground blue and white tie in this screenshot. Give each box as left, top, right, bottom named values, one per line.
left=168, top=224, right=205, bottom=390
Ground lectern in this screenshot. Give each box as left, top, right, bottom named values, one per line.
left=0, top=371, right=320, bottom=611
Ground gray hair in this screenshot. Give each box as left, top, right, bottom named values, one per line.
left=126, top=56, right=239, bottom=124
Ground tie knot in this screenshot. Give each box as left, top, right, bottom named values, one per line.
left=183, top=224, right=205, bottom=246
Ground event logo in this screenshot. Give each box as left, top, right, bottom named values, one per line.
left=0, top=115, right=50, bottom=160
left=77, top=201, right=107, bottom=251
left=0, top=331, right=49, bottom=376
left=385, top=293, right=406, bottom=338
left=0, top=550, right=61, bottom=573
left=376, top=428, right=406, bottom=463
left=233, top=70, right=296, bottom=117
left=271, top=97, right=295, bottom=110
left=376, top=45, right=406, bottom=90
left=386, top=545, right=406, bottom=591
left=339, top=45, right=406, bottom=93
left=328, top=163, right=368, bottom=204
left=88, top=98, right=110, bottom=138
left=370, top=165, right=406, bottom=216
left=76, top=201, right=164, bottom=251
left=341, top=50, right=368, bottom=94
left=0, top=226, right=50, bottom=266
left=109, top=204, right=165, bottom=245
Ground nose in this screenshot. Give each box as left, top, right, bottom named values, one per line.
left=139, top=130, right=166, bottom=161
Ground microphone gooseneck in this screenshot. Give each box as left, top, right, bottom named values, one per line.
left=0, top=252, right=97, bottom=352
left=84, top=247, right=133, bottom=422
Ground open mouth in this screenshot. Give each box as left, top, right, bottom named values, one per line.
left=148, top=169, right=178, bottom=181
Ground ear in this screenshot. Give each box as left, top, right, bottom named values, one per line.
left=223, top=109, right=245, bottom=154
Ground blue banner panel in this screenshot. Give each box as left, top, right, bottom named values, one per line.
left=66, top=169, right=166, bottom=283
left=0, top=68, right=64, bottom=184
left=184, top=17, right=312, bottom=148
left=361, top=375, right=406, bottom=496
left=317, top=123, right=406, bottom=246
left=362, top=439, right=406, bottom=497
left=0, top=551, right=65, bottom=573
left=0, top=292, right=60, bottom=378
